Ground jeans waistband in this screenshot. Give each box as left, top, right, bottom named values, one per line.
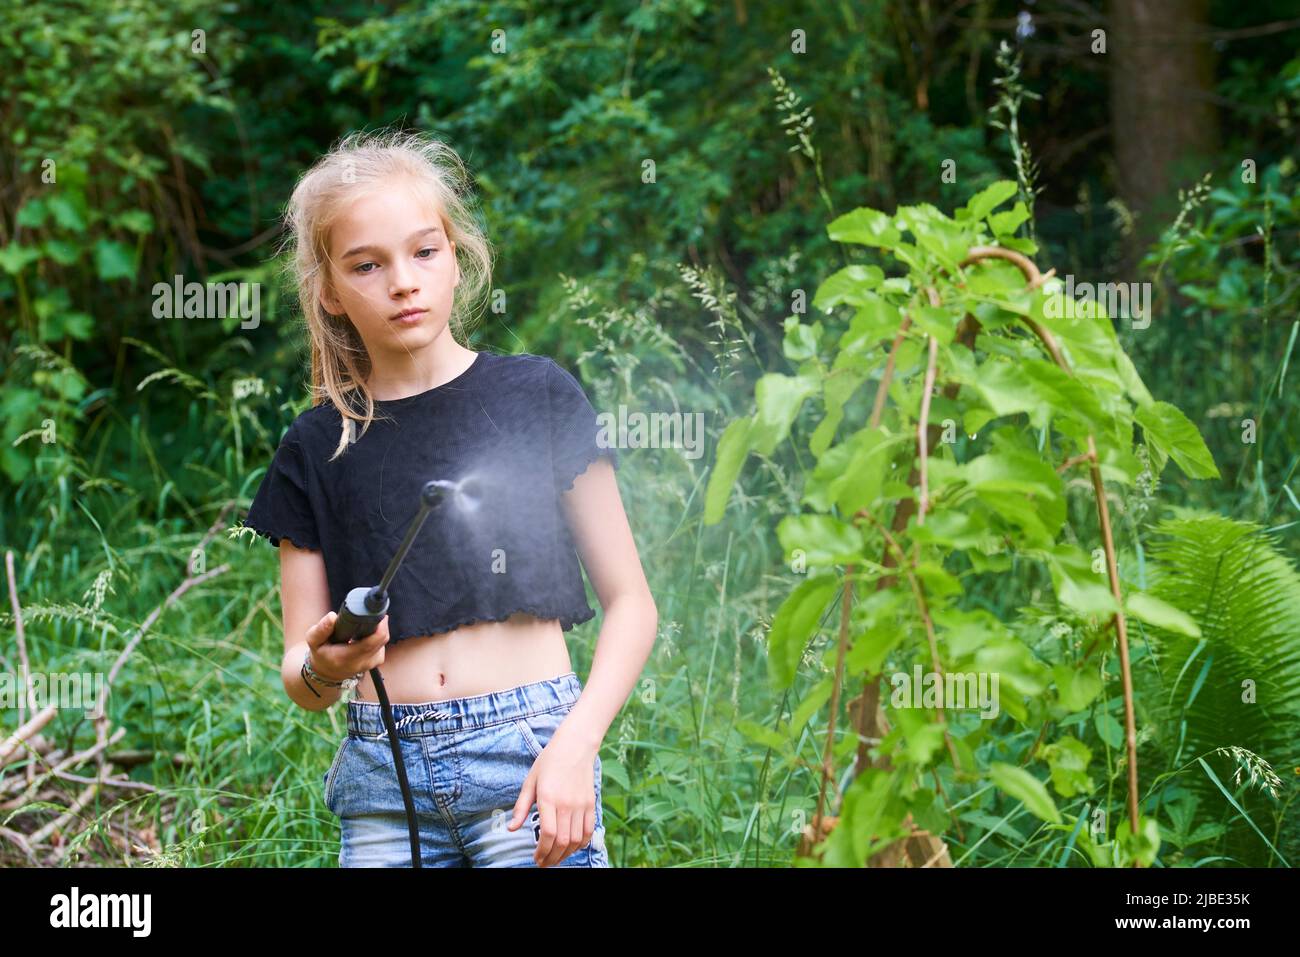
left=345, top=671, right=581, bottom=738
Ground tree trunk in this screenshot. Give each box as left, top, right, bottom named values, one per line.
left=1110, top=0, right=1219, bottom=250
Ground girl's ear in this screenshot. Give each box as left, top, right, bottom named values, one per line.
left=319, top=280, right=343, bottom=317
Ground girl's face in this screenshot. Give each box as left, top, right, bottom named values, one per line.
left=319, top=180, right=460, bottom=358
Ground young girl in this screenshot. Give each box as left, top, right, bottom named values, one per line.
left=242, top=129, right=657, bottom=867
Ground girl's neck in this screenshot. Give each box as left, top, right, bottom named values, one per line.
left=367, top=343, right=479, bottom=402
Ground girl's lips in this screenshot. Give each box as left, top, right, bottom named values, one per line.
left=390, top=309, right=426, bottom=323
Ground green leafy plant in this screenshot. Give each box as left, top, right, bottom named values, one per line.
left=707, top=180, right=1222, bottom=867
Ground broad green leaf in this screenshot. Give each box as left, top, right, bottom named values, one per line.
left=964, top=447, right=1063, bottom=498
left=974, top=638, right=1049, bottom=697
left=43, top=239, right=80, bottom=265
left=777, top=513, right=865, bottom=567
left=846, top=589, right=908, bottom=673
left=114, top=209, right=155, bottom=234
left=735, top=718, right=791, bottom=753
left=1052, top=663, right=1103, bottom=711
left=829, top=426, right=902, bottom=514
left=910, top=508, right=998, bottom=551
left=823, top=769, right=910, bottom=866
left=827, top=207, right=900, bottom=248
left=959, top=441, right=1067, bottom=543
left=0, top=243, right=42, bottom=274
left=1114, top=349, right=1154, bottom=408
left=48, top=193, right=87, bottom=231
left=909, top=305, right=956, bottom=345
left=1094, top=710, right=1124, bottom=749
left=988, top=200, right=1030, bottom=236
left=988, top=762, right=1063, bottom=824
left=1000, top=236, right=1038, bottom=255
left=846, top=619, right=909, bottom=676
left=810, top=359, right=867, bottom=457
left=788, top=675, right=837, bottom=737
left=1116, top=815, right=1161, bottom=867
left=1135, top=401, right=1219, bottom=479
left=1039, top=735, right=1095, bottom=798
left=898, top=205, right=967, bottom=269
left=16, top=198, right=49, bottom=228
left=94, top=239, right=136, bottom=281
left=1049, top=562, right=1120, bottom=617
left=890, top=706, right=947, bottom=766
left=813, top=264, right=885, bottom=310
left=1020, top=358, right=1113, bottom=436
left=767, top=573, right=839, bottom=688
left=957, top=357, right=1042, bottom=418
left=962, top=406, right=997, bottom=435
left=782, top=316, right=821, bottom=362
left=965, top=180, right=1019, bottom=222
left=751, top=372, right=819, bottom=456
left=934, top=607, right=1016, bottom=657
left=704, top=416, right=753, bottom=525
left=839, top=295, right=903, bottom=355
left=804, top=438, right=856, bottom=512
left=913, top=561, right=963, bottom=598
left=1124, top=592, right=1202, bottom=638
left=965, top=260, right=1031, bottom=297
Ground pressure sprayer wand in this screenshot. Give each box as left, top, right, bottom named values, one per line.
left=325, top=477, right=477, bottom=868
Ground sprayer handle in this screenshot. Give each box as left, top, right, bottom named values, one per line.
left=328, top=586, right=389, bottom=644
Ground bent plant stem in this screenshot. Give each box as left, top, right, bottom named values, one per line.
left=855, top=508, right=963, bottom=778
left=917, top=334, right=939, bottom=524
left=868, top=313, right=915, bottom=430
left=814, top=288, right=943, bottom=851
left=809, top=565, right=855, bottom=852
left=960, top=245, right=1141, bottom=852
left=830, top=292, right=980, bottom=855
left=811, top=287, right=927, bottom=844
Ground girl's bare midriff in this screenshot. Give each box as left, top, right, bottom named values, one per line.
left=353, top=611, right=574, bottom=703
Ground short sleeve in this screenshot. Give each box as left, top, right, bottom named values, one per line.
left=547, top=358, right=620, bottom=492
left=242, top=424, right=321, bottom=550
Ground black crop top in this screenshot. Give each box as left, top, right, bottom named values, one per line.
left=241, top=350, right=620, bottom=644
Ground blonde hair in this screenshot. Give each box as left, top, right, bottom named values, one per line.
left=279, top=128, right=494, bottom=459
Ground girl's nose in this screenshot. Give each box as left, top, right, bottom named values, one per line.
left=388, top=261, right=419, bottom=297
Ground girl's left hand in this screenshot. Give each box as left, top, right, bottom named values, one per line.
left=508, top=726, right=599, bottom=867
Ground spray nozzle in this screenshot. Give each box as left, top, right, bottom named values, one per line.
left=422, top=476, right=483, bottom=514
left=363, top=475, right=484, bottom=611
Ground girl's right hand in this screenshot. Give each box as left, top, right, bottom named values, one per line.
left=305, top=611, right=389, bottom=681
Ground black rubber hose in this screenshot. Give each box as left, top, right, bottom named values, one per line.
left=369, top=665, right=421, bottom=868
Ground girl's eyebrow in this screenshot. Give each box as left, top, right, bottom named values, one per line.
left=341, top=225, right=442, bottom=259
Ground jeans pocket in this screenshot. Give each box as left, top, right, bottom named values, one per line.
left=323, top=736, right=353, bottom=815
left=511, top=705, right=571, bottom=760
left=513, top=707, right=605, bottom=859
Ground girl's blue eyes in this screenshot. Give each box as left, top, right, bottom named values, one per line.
left=353, top=247, right=437, bottom=274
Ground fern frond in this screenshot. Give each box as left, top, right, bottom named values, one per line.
left=1139, top=512, right=1300, bottom=864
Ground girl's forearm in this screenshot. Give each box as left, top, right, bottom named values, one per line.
left=560, top=591, right=657, bottom=753
left=281, top=641, right=346, bottom=712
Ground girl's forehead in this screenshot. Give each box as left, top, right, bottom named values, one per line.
left=329, top=184, right=444, bottom=250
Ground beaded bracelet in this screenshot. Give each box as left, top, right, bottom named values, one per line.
left=301, top=648, right=362, bottom=698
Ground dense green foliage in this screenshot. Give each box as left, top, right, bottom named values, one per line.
left=1, top=0, right=1296, bottom=867
left=707, top=180, right=1295, bottom=866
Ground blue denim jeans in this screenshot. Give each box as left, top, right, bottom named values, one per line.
left=321, top=670, right=609, bottom=867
